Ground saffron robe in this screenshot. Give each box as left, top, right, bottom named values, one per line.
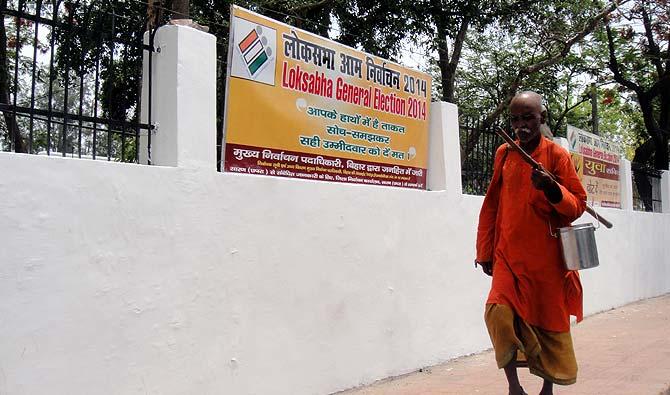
left=476, top=137, right=587, bottom=332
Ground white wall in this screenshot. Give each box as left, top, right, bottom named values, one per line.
left=1, top=24, right=669, bottom=395
left=2, top=153, right=669, bottom=395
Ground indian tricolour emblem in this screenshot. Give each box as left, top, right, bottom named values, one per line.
left=230, top=17, right=277, bottom=86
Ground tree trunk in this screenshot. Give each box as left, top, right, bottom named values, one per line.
left=637, top=93, right=669, bottom=171
left=653, top=134, right=668, bottom=171
left=444, top=16, right=469, bottom=102
left=632, top=139, right=656, bottom=211
left=147, top=0, right=165, bottom=30
left=656, top=89, right=669, bottom=170
left=433, top=11, right=470, bottom=103
left=171, top=0, right=189, bottom=19
left=633, top=169, right=654, bottom=211
left=432, top=9, right=450, bottom=102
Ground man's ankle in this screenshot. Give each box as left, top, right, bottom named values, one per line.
left=508, top=385, right=527, bottom=395
left=540, top=379, right=553, bottom=395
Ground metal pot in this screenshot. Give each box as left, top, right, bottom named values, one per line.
left=559, top=223, right=600, bottom=271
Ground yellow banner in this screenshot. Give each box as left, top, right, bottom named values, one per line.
left=223, top=6, right=432, bottom=189
left=567, top=125, right=621, bottom=208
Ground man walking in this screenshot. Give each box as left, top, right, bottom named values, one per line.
left=475, top=91, right=587, bottom=395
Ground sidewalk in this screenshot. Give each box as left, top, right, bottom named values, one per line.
left=337, top=294, right=670, bottom=395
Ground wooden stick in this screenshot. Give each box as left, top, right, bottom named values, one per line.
left=495, top=127, right=613, bottom=229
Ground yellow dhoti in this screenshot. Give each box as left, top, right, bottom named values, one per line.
left=485, top=304, right=577, bottom=385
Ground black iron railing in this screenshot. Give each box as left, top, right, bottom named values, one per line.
left=460, top=118, right=505, bottom=195
left=0, top=0, right=156, bottom=163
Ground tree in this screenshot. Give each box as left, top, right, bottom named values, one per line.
left=601, top=0, right=669, bottom=171
left=455, top=27, right=593, bottom=134
left=331, top=0, right=413, bottom=60
left=408, top=0, right=518, bottom=103
left=407, top=0, right=602, bottom=104
left=423, top=0, right=535, bottom=103
left=586, top=0, right=669, bottom=211
left=459, top=0, right=627, bottom=163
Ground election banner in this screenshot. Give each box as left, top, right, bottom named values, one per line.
left=567, top=125, right=621, bottom=208
left=223, top=6, right=432, bottom=189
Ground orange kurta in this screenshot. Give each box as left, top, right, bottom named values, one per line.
left=476, top=137, right=587, bottom=332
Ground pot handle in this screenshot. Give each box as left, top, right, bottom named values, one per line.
left=548, top=219, right=558, bottom=238
left=588, top=199, right=601, bottom=230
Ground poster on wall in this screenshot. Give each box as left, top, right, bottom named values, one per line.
left=222, top=6, right=432, bottom=189
left=566, top=125, right=621, bottom=208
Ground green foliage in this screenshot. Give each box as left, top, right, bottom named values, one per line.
left=332, top=0, right=412, bottom=60
left=448, top=0, right=663, bottom=168
left=454, top=21, right=597, bottom=131
left=0, top=0, right=149, bottom=158
left=589, top=0, right=670, bottom=169
left=596, top=90, right=645, bottom=160
left=3, top=0, right=664, bottom=170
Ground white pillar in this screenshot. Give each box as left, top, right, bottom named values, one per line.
left=427, top=101, right=461, bottom=193
left=140, top=25, right=217, bottom=168
left=620, top=159, right=634, bottom=211
left=661, top=170, right=670, bottom=213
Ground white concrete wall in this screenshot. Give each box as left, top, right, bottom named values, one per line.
left=1, top=24, right=669, bottom=395
left=2, top=142, right=669, bottom=395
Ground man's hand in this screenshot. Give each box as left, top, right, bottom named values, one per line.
left=531, top=164, right=555, bottom=191
left=531, top=164, right=562, bottom=203
left=475, top=261, right=493, bottom=276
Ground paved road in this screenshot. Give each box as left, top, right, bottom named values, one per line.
left=337, top=294, right=670, bottom=395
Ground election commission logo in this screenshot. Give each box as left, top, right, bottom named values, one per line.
left=231, top=18, right=277, bottom=86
